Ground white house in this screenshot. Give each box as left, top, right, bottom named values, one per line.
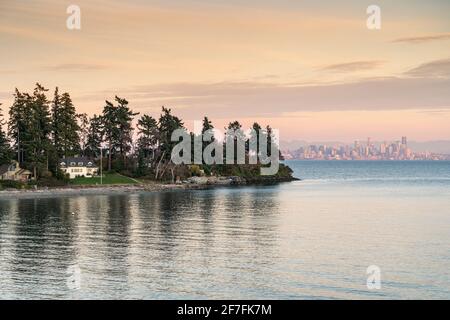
left=60, top=157, right=99, bottom=179
left=0, top=161, right=32, bottom=181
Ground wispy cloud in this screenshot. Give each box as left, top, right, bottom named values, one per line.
left=392, top=33, right=450, bottom=44
left=75, top=76, right=450, bottom=119
left=405, top=58, right=450, bottom=78
left=321, top=61, right=385, bottom=73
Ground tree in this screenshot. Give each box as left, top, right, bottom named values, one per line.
left=8, top=88, right=32, bottom=164
left=101, top=96, right=138, bottom=171
left=10, top=84, right=53, bottom=179
left=202, top=117, right=214, bottom=135
left=77, top=113, right=89, bottom=156
left=59, top=92, right=81, bottom=157
left=227, top=120, right=242, bottom=132
left=101, top=100, right=118, bottom=171
left=115, top=97, right=139, bottom=163
left=85, top=114, right=103, bottom=158
left=158, top=106, right=184, bottom=156
left=51, top=88, right=80, bottom=159
left=201, top=116, right=214, bottom=149
left=225, top=120, right=245, bottom=164
left=51, top=87, right=62, bottom=159
left=29, top=83, right=52, bottom=178
left=137, top=114, right=158, bottom=165
left=0, top=104, right=12, bottom=165
left=265, top=125, right=274, bottom=157
left=155, top=106, right=184, bottom=180
left=250, top=122, right=262, bottom=155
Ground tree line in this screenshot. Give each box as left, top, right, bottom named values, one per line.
left=0, top=83, right=278, bottom=182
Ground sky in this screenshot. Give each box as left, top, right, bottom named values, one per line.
left=0, top=0, right=449, bottom=142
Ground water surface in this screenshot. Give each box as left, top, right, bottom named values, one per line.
left=0, top=161, right=449, bottom=299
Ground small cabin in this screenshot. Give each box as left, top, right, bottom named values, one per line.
left=59, top=157, right=99, bottom=179
left=0, top=161, right=32, bottom=182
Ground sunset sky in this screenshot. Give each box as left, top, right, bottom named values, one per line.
left=1, top=0, right=449, bottom=142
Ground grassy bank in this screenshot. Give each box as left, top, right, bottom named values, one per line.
left=70, top=173, right=139, bottom=185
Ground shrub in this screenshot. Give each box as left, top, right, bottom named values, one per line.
left=189, top=165, right=202, bottom=177
left=202, top=164, right=212, bottom=176
left=41, top=170, right=53, bottom=179
left=0, top=180, right=26, bottom=189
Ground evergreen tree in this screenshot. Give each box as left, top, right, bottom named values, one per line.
left=50, top=88, right=80, bottom=167
left=202, top=116, right=214, bottom=134
left=85, top=114, right=103, bottom=158
left=0, top=104, right=12, bottom=165
left=250, top=122, right=262, bottom=155
left=201, top=116, right=214, bottom=150
left=102, top=100, right=119, bottom=171
left=28, top=83, right=52, bottom=178
left=115, top=97, right=139, bottom=163
left=8, top=84, right=52, bottom=179
left=227, top=120, right=242, bottom=132
left=200, top=116, right=215, bottom=166
left=101, top=96, right=138, bottom=171
left=154, top=106, right=184, bottom=180
left=137, top=114, right=158, bottom=161
left=51, top=87, right=62, bottom=159
left=226, top=120, right=245, bottom=163
left=135, top=149, right=147, bottom=177
left=265, top=125, right=273, bottom=157
left=77, top=113, right=89, bottom=157
left=158, top=106, right=184, bottom=157
left=58, top=92, right=81, bottom=157
left=8, top=89, right=32, bottom=164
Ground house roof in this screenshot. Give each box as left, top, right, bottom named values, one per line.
left=0, top=161, right=26, bottom=176
left=60, top=157, right=97, bottom=167
left=16, top=169, right=32, bottom=176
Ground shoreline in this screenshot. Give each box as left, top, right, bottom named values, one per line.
left=0, top=178, right=299, bottom=199
left=0, top=183, right=194, bottom=199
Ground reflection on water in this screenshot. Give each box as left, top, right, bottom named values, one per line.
left=0, top=161, right=449, bottom=299
left=0, top=188, right=283, bottom=299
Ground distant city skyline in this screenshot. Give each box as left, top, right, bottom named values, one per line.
left=281, top=138, right=450, bottom=154
left=282, top=136, right=450, bottom=160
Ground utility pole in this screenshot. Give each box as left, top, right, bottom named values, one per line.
left=17, top=122, right=20, bottom=163
left=100, top=146, right=103, bottom=185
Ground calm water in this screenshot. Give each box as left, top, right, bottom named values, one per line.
left=0, top=161, right=449, bottom=299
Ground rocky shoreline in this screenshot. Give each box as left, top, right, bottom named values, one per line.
left=0, top=176, right=299, bottom=198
